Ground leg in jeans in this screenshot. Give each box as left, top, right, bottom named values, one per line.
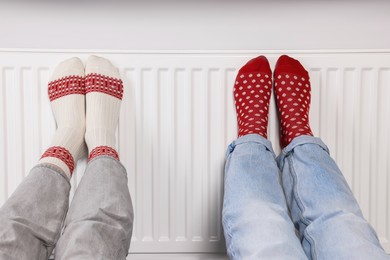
left=0, top=57, right=85, bottom=260
left=277, top=136, right=389, bottom=259
left=54, top=156, right=134, bottom=260
left=223, top=134, right=308, bottom=260
left=55, top=56, right=133, bottom=259
left=274, top=55, right=389, bottom=259
left=0, top=165, right=70, bottom=260
left=223, top=56, right=307, bottom=259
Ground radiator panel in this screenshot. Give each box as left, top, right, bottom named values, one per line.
left=0, top=51, right=389, bottom=253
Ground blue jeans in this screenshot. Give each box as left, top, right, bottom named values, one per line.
left=222, top=134, right=388, bottom=260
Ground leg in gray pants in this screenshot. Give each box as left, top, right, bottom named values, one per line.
left=0, top=156, right=134, bottom=260
left=55, top=156, right=134, bottom=260
left=0, top=164, right=70, bottom=260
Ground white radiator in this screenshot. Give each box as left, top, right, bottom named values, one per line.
left=0, top=50, right=389, bottom=255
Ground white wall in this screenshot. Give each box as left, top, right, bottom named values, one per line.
left=0, top=0, right=389, bottom=51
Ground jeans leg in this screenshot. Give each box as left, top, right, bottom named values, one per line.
left=54, top=156, right=134, bottom=260
left=0, top=165, right=70, bottom=260
left=277, top=135, right=389, bottom=259
left=222, top=134, right=307, bottom=260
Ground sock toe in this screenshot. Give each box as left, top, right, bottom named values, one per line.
left=238, top=55, right=272, bottom=75
left=274, top=55, right=309, bottom=78
left=86, top=55, right=121, bottom=79
left=50, top=57, right=84, bottom=81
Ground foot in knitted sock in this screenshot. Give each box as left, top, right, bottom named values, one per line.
left=274, top=55, right=313, bottom=148
left=39, top=57, right=86, bottom=178
left=85, top=55, right=123, bottom=161
left=234, top=55, right=272, bottom=138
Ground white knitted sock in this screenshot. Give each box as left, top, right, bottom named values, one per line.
left=85, top=55, right=123, bottom=161
left=39, top=57, right=86, bottom=178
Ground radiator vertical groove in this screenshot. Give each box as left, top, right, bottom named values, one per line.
left=174, top=68, right=188, bottom=242
left=360, top=69, right=373, bottom=220
left=208, top=69, right=223, bottom=241
left=191, top=68, right=204, bottom=241
left=18, top=69, right=25, bottom=179
left=352, top=69, right=361, bottom=203
left=0, top=68, right=8, bottom=203
left=171, top=69, right=176, bottom=242
left=39, top=69, right=53, bottom=152
left=35, top=68, right=43, bottom=167
left=151, top=68, right=158, bottom=241
left=225, top=69, right=237, bottom=148
left=335, top=68, right=343, bottom=164
left=324, top=68, right=338, bottom=157
left=309, top=69, right=321, bottom=138
left=5, top=68, right=23, bottom=196
left=134, top=68, right=143, bottom=242
left=156, top=68, right=171, bottom=241
left=377, top=68, right=390, bottom=242
left=370, top=68, right=379, bottom=227
left=22, top=68, right=39, bottom=179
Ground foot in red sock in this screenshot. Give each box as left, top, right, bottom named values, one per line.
left=274, top=55, right=313, bottom=148
left=234, top=56, right=272, bottom=138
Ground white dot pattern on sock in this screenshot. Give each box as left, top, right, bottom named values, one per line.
left=274, top=72, right=313, bottom=147
left=234, top=72, right=271, bottom=138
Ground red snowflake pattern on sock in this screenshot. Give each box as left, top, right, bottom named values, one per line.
left=88, top=146, right=120, bottom=161
left=85, top=73, right=123, bottom=100
left=48, top=75, right=85, bottom=101
left=40, top=146, right=75, bottom=174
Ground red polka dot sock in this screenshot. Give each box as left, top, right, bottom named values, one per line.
left=234, top=55, right=272, bottom=138
left=274, top=55, right=313, bottom=148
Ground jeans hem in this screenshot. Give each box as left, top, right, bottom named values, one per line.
left=276, top=135, right=329, bottom=168
left=226, top=134, right=275, bottom=158
left=33, top=163, right=71, bottom=184
left=88, top=155, right=127, bottom=174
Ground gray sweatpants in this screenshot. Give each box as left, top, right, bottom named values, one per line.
left=0, top=156, right=134, bottom=260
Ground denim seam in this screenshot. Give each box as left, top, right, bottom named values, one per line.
left=303, top=229, right=317, bottom=260
left=222, top=155, right=235, bottom=258
left=288, top=155, right=318, bottom=260
left=222, top=215, right=236, bottom=259
left=288, top=155, right=309, bottom=226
